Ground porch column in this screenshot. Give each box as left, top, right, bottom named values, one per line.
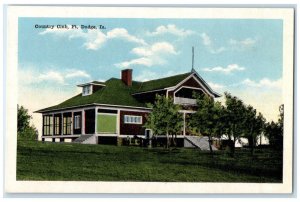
left=82, top=110, right=85, bottom=135
left=183, top=112, right=186, bottom=136
left=61, top=113, right=63, bottom=135
left=42, top=115, right=44, bottom=136
left=117, top=109, right=120, bottom=136
left=95, top=107, right=98, bottom=134
left=71, top=112, right=74, bottom=135
left=52, top=114, right=55, bottom=136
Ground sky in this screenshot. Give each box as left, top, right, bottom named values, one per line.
left=18, top=17, right=283, bottom=134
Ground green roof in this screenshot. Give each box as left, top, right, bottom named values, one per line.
left=36, top=72, right=193, bottom=113
left=37, top=78, right=145, bottom=112
left=133, top=72, right=191, bottom=93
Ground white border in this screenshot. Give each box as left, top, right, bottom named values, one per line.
left=5, top=6, right=294, bottom=194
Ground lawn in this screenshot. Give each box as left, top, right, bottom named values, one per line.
left=17, top=140, right=282, bottom=182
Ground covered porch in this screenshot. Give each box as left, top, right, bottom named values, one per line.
left=180, top=109, right=196, bottom=136
left=41, top=106, right=121, bottom=142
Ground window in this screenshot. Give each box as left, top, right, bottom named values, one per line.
left=43, top=115, right=53, bottom=136
left=82, top=85, right=92, bottom=96
left=124, top=115, right=142, bottom=124
left=74, top=115, right=81, bottom=129
left=63, top=116, right=72, bottom=135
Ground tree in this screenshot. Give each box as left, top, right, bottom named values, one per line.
left=189, top=93, right=222, bottom=154
left=224, top=92, right=246, bottom=156
left=265, top=104, right=283, bottom=149
left=145, top=95, right=183, bottom=148
left=17, top=105, right=38, bottom=140
left=213, top=104, right=229, bottom=144
left=265, top=121, right=282, bottom=149
left=242, top=105, right=266, bottom=155
left=17, top=105, right=31, bottom=133
left=278, top=104, right=284, bottom=135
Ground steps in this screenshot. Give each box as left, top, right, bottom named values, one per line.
left=73, top=134, right=96, bottom=144
left=185, top=136, right=218, bottom=151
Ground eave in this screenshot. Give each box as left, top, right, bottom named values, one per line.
left=34, top=103, right=152, bottom=114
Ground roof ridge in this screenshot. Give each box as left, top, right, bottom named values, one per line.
left=140, top=72, right=191, bottom=84
left=133, top=72, right=190, bottom=91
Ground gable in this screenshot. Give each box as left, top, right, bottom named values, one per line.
left=169, top=73, right=220, bottom=98
left=181, top=77, right=202, bottom=88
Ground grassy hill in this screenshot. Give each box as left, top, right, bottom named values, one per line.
left=17, top=140, right=282, bottom=182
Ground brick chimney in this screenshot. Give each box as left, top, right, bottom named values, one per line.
left=121, top=69, right=132, bottom=86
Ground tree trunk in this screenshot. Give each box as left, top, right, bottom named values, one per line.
left=260, top=133, right=262, bottom=146
left=249, top=125, right=254, bottom=156
left=229, top=127, right=235, bottom=157
left=231, top=133, right=236, bottom=157
left=166, top=131, right=170, bottom=149
left=251, top=136, right=255, bottom=156
left=171, top=133, right=177, bottom=147
left=208, top=135, right=213, bottom=154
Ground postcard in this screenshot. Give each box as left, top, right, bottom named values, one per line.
left=5, top=6, right=294, bottom=194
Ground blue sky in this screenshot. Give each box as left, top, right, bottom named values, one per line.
left=18, top=17, right=283, bottom=131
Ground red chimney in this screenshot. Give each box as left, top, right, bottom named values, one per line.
left=121, top=69, right=132, bottom=86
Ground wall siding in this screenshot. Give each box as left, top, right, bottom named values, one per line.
left=120, top=110, right=149, bottom=136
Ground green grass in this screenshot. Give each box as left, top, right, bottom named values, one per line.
left=17, top=140, right=282, bottom=182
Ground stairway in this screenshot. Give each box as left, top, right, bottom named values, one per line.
left=73, top=134, right=96, bottom=144
left=184, top=136, right=218, bottom=151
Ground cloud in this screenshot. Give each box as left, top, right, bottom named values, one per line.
left=203, top=64, right=245, bottom=74
left=132, top=42, right=177, bottom=56
left=200, top=33, right=225, bottom=54
left=199, top=33, right=257, bottom=53
left=118, top=57, right=154, bottom=68
left=201, top=33, right=212, bottom=46
left=147, top=24, right=194, bottom=37
left=229, top=38, right=257, bottom=49
left=39, top=26, right=85, bottom=38
left=106, top=28, right=147, bottom=45
left=39, top=25, right=146, bottom=50
left=38, top=71, right=65, bottom=84
left=82, top=30, right=107, bottom=50
left=207, top=82, right=225, bottom=90
left=242, top=78, right=282, bottom=89
left=116, top=42, right=178, bottom=68
left=65, top=70, right=91, bottom=79
left=19, top=67, right=91, bottom=85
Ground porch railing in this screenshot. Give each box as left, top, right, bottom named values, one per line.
left=174, top=97, right=197, bottom=105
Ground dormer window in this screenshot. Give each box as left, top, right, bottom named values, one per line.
left=77, top=81, right=106, bottom=96
left=82, top=85, right=92, bottom=96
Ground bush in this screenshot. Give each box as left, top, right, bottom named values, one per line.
left=18, top=126, right=38, bottom=141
